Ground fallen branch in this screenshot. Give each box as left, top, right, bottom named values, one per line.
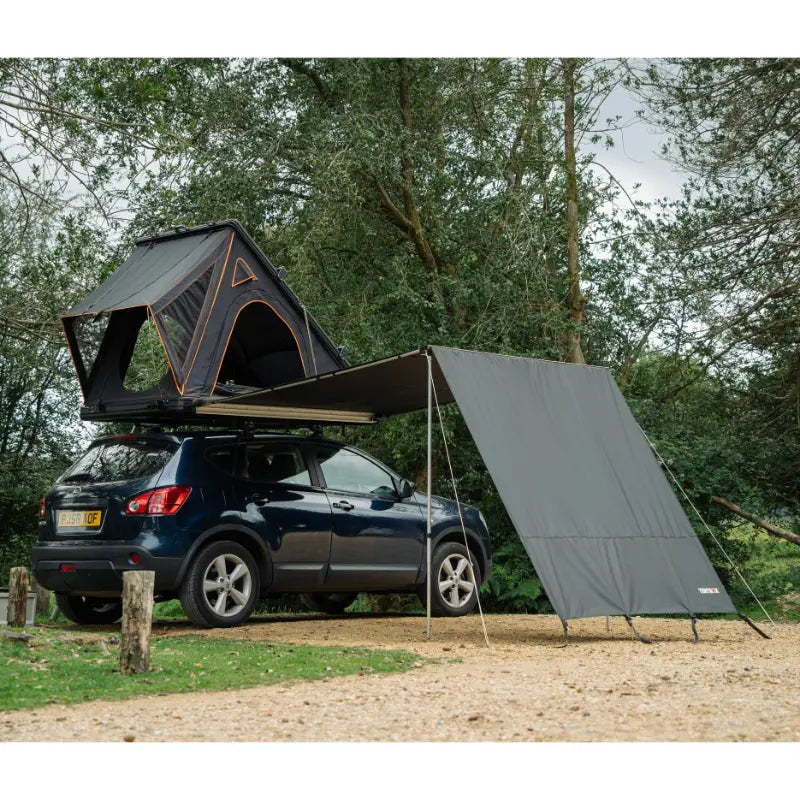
left=712, top=496, right=800, bottom=546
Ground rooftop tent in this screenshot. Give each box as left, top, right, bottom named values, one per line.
left=62, top=221, right=348, bottom=422
left=198, top=347, right=737, bottom=623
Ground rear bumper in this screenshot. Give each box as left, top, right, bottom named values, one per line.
left=31, top=542, right=182, bottom=597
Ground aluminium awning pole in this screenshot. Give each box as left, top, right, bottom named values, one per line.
left=426, top=351, right=433, bottom=640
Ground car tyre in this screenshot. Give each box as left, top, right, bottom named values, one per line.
left=55, top=593, right=123, bottom=625
left=419, top=542, right=481, bottom=617
left=300, top=592, right=358, bottom=614
left=180, top=540, right=260, bottom=628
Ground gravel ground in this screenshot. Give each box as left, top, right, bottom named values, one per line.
left=2, top=614, right=798, bottom=742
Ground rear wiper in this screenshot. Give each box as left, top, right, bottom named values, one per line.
left=62, top=472, right=95, bottom=484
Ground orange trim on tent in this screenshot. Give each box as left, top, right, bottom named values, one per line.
left=210, top=299, right=307, bottom=395
left=231, top=257, right=258, bottom=287
left=180, top=231, right=236, bottom=395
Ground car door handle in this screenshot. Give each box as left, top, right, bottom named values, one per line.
left=332, top=500, right=354, bottom=511
left=248, top=492, right=269, bottom=505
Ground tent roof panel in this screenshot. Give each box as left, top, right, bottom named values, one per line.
left=67, top=229, right=230, bottom=315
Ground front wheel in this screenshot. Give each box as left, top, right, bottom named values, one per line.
left=418, top=542, right=482, bottom=617
left=300, top=592, right=358, bottom=614
left=180, top=541, right=260, bottom=628
left=55, top=594, right=123, bottom=625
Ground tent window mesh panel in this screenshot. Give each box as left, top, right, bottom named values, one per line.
left=217, top=301, right=305, bottom=388
left=157, top=265, right=215, bottom=368
left=122, top=313, right=171, bottom=393
left=72, top=313, right=111, bottom=380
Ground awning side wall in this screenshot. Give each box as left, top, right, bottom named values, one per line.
left=431, top=347, right=735, bottom=620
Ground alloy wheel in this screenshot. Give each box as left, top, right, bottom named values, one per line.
left=202, top=553, right=253, bottom=617
left=437, top=553, right=476, bottom=608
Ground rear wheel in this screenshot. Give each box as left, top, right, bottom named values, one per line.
left=419, top=542, right=482, bottom=617
left=180, top=541, right=260, bottom=628
left=300, top=592, right=358, bottom=614
left=55, top=594, right=123, bottom=625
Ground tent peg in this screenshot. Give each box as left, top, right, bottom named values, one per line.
left=738, top=613, right=771, bottom=640
left=690, top=614, right=699, bottom=644
left=624, top=616, right=651, bottom=644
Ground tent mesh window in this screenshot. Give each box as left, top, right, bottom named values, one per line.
left=156, top=265, right=215, bottom=369
left=71, top=313, right=111, bottom=380
left=122, top=312, right=172, bottom=393
left=216, top=301, right=305, bottom=389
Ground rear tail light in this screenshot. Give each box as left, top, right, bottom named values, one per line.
left=124, top=486, right=192, bottom=516
left=39, top=497, right=46, bottom=518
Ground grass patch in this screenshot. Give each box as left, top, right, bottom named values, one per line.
left=0, top=629, right=423, bottom=712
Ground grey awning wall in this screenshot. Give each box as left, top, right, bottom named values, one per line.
left=431, top=347, right=735, bottom=619
left=199, top=345, right=735, bottom=621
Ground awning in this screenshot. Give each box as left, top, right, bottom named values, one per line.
left=197, top=349, right=453, bottom=422
left=198, top=345, right=735, bottom=621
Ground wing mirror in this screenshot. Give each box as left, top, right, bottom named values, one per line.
left=398, top=479, right=415, bottom=499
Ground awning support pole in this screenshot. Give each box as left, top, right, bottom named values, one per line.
left=691, top=614, right=699, bottom=644
left=426, top=351, right=433, bottom=641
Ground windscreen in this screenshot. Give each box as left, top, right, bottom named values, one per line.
left=60, top=439, right=178, bottom=484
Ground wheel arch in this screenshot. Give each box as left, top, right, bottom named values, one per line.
left=177, top=524, right=273, bottom=591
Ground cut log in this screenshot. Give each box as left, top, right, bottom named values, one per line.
left=7, top=567, right=29, bottom=627
left=712, top=496, right=800, bottom=547
left=120, top=571, right=155, bottom=675
left=35, top=585, right=50, bottom=616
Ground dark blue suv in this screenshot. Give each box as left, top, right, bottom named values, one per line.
left=32, top=432, right=492, bottom=628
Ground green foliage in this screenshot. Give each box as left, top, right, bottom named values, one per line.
left=0, top=629, right=423, bottom=712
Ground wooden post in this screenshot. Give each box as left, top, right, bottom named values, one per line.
left=7, top=567, right=29, bottom=627
left=35, top=585, right=51, bottom=617
left=30, top=577, right=51, bottom=617
left=120, top=571, right=155, bottom=675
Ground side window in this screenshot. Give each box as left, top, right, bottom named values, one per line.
left=241, top=443, right=311, bottom=486
left=316, top=447, right=396, bottom=496
left=205, top=445, right=236, bottom=476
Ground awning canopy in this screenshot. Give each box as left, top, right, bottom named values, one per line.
left=199, top=345, right=735, bottom=620
left=197, top=349, right=451, bottom=422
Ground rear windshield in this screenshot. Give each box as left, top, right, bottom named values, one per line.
left=60, top=439, right=178, bottom=484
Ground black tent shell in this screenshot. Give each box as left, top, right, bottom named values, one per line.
left=62, top=220, right=347, bottom=422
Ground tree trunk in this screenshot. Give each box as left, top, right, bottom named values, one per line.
left=562, top=58, right=587, bottom=364
left=7, top=566, right=29, bottom=627
left=711, top=496, right=800, bottom=546
left=120, top=570, right=155, bottom=675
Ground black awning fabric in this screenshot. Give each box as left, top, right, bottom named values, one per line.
left=199, top=345, right=735, bottom=620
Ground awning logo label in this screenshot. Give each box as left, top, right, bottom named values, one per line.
left=698, top=587, right=720, bottom=594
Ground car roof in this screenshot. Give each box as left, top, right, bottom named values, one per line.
left=92, top=430, right=345, bottom=448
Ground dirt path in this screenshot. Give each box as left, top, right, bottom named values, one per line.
left=2, top=615, right=799, bottom=741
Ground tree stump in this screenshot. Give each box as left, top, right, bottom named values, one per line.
left=35, top=586, right=50, bottom=616
left=7, top=567, right=29, bottom=627
left=120, top=571, right=155, bottom=675
left=31, top=578, right=51, bottom=616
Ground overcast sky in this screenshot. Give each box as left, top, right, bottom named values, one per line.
left=585, top=79, right=688, bottom=207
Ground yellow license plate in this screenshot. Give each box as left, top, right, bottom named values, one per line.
left=57, top=510, right=102, bottom=528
